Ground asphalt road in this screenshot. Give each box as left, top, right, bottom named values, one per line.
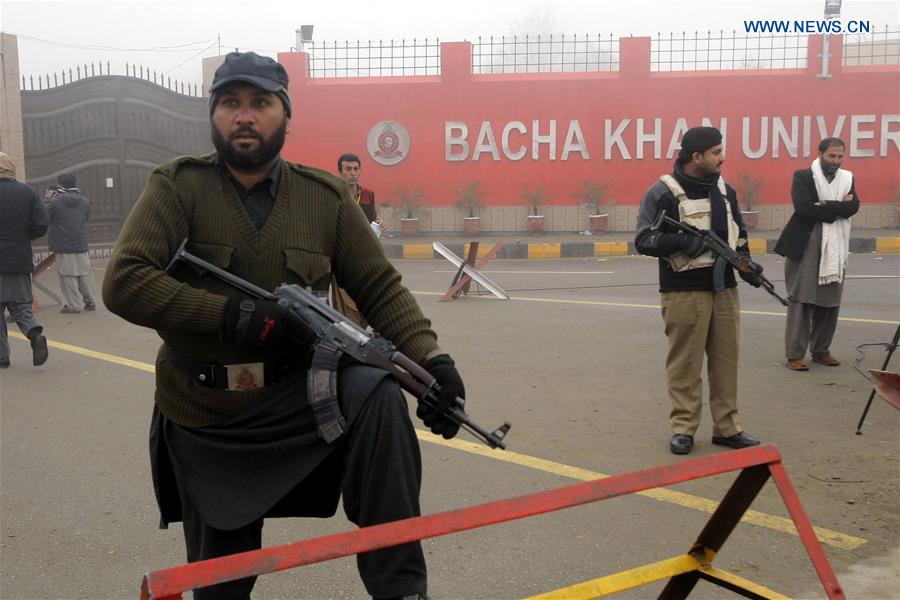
left=1, top=252, right=898, bottom=599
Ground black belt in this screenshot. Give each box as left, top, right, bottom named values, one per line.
left=164, top=345, right=296, bottom=390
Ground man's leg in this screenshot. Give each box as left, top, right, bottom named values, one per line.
left=58, top=271, right=83, bottom=312
left=0, top=302, right=10, bottom=366
left=785, top=301, right=812, bottom=359
left=707, top=288, right=742, bottom=438
left=810, top=305, right=840, bottom=358
left=77, top=273, right=96, bottom=309
left=180, top=492, right=263, bottom=600
left=661, top=291, right=712, bottom=436
left=8, top=302, right=47, bottom=366
left=341, top=377, right=427, bottom=599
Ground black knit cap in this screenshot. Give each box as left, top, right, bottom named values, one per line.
left=677, top=126, right=722, bottom=163
left=209, top=51, right=292, bottom=117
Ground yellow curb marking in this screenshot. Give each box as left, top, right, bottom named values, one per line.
left=747, top=238, right=767, bottom=254
left=876, top=237, right=900, bottom=253
left=593, top=241, right=629, bottom=256
left=527, top=243, right=562, bottom=259
left=9, top=334, right=870, bottom=552
left=402, top=244, right=434, bottom=259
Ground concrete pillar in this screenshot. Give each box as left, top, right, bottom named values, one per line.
left=201, top=55, right=228, bottom=98
left=0, top=33, right=26, bottom=179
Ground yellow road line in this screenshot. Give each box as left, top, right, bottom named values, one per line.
left=412, top=291, right=899, bottom=325
left=8, top=332, right=868, bottom=551
left=9, top=332, right=155, bottom=372
left=418, top=433, right=868, bottom=551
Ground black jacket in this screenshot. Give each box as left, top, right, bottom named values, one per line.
left=774, top=169, right=860, bottom=259
left=0, top=178, right=50, bottom=274
left=635, top=180, right=747, bottom=292
left=47, top=187, right=91, bottom=253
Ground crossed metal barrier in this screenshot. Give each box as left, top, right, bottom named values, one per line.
left=140, top=444, right=843, bottom=599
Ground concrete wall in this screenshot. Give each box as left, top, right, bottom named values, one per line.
left=0, top=33, right=25, bottom=178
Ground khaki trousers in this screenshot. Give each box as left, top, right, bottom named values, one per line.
left=660, top=288, right=742, bottom=438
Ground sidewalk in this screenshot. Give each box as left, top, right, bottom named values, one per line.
left=380, top=229, right=900, bottom=259
left=30, top=229, right=900, bottom=264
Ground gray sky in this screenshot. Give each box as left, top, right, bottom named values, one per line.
left=3, top=0, right=898, bottom=84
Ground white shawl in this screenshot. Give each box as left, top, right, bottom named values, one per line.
left=810, top=158, right=853, bottom=285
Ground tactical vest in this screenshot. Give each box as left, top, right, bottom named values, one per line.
left=659, top=174, right=740, bottom=272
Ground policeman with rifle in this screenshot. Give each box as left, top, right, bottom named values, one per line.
left=635, top=126, right=765, bottom=456
left=102, top=51, right=509, bottom=600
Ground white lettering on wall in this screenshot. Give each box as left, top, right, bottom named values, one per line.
left=445, top=122, right=469, bottom=161
left=532, top=120, right=557, bottom=160
left=816, top=115, right=846, bottom=140
left=849, top=114, right=876, bottom=157
left=666, top=118, right=690, bottom=159
left=472, top=122, right=500, bottom=161
left=636, top=118, right=662, bottom=159
left=802, top=115, right=812, bottom=157
left=742, top=117, right=768, bottom=159
left=561, top=120, right=589, bottom=160
left=605, top=119, right=631, bottom=160
left=772, top=116, right=799, bottom=158
left=502, top=121, right=527, bottom=160
left=880, top=115, right=900, bottom=157
left=442, top=115, right=898, bottom=162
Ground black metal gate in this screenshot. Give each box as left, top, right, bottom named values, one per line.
left=21, top=72, right=210, bottom=243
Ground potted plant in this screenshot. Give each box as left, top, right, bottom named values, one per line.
left=393, top=185, right=424, bottom=237
left=521, top=184, right=548, bottom=235
left=736, top=173, right=763, bottom=231
left=455, top=181, right=486, bottom=236
left=572, top=180, right=613, bottom=234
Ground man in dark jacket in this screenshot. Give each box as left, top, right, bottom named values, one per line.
left=0, top=152, right=50, bottom=368
left=46, top=173, right=96, bottom=313
left=774, top=138, right=859, bottom=371
left=331, top=152, right=386, bottom=326
left=634, top=127, right=761, bottom=455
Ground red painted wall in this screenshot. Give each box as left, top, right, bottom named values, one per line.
left=280, top=36, right=899, bottom=207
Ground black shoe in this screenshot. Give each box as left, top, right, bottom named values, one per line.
left=373, top=595, right=429, bottom=600
left=0, top=358, right=9, bottom=368
left=712, top=432, right=760, bottom=449
left=670, top=434, right=694, bottom=455
left=31, top=334, right=49, bottom=366
left=84, top=302, right=96, bottom=311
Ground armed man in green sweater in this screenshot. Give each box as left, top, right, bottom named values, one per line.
left=103, top=52, right=462, bottom=600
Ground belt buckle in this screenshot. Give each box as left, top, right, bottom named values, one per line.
left=225, top=362, right=265, bottom=391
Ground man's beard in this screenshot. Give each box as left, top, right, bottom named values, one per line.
left=212, top=122, right=287, bottom=171
left=821, top=162, right=839, bottom=176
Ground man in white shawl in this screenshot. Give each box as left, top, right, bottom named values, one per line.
left=774, top=138, right=860, bottom=371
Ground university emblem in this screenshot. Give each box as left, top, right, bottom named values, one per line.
left=367, top=120, right=410, bottom=166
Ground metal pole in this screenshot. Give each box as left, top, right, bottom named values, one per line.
left=855, top=324, right=900, bottom=434
left=818, top=34, right=832, bottom=79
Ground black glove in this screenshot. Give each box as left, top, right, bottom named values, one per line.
left=680, top=234, right=707, bottom=258
left=417, top=354, right=465, bottom=439
left=736, top=247, right=764, bottom=287
left=739, top=265, right=764, bottom=287
left=221, top=296, right=293, bottom=356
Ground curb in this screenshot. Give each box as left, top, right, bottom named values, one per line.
left=32, top=237, right=900, bottom=264
left=383, top=237, right=900, bottom=259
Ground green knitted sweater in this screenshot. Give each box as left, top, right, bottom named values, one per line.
left=102, top=154, right=440, bottom=427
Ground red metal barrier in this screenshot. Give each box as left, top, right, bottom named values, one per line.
left=139, top=444, right=843, bottom=599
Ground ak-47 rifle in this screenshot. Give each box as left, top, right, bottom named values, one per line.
left=652, top=210, right=789, bottom=307
left=166, top=240, right=511, bottom=450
